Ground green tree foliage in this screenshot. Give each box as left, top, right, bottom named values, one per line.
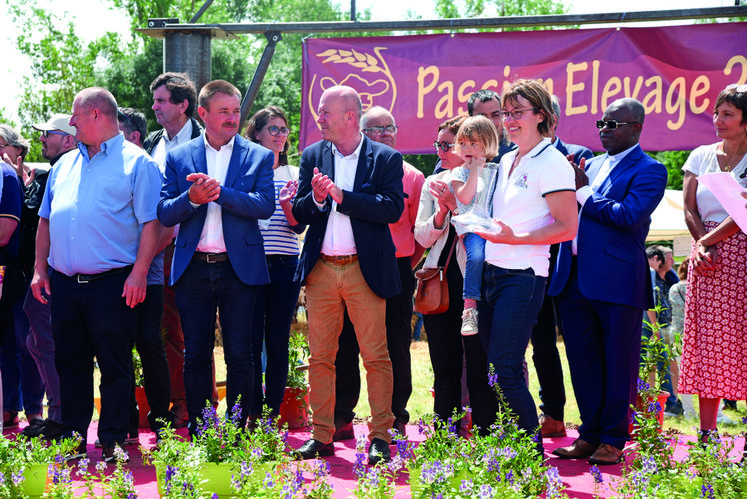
left=8, top=1, right=124, bottom=161
left=434, top=0, right=567, bottom=29
left=650, top=150, right=689, bottom=190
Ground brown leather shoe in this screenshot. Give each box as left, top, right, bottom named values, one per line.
left=552, top=438, right=597, bottom=459
left=588, top=443, right=624, bottom=465
left=539, top=414, right=567, bottom=438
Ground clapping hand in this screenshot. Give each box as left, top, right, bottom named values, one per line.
left=279, top=179, right=298, bottom=206
left=187, top=173, right=220, bottom=204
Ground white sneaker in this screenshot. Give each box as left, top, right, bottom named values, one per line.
left=461, top=308, right=478, bottom=336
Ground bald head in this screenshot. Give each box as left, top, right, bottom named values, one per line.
left=76, top=88, right=118, bottom=121
left=599, top=97, right=645, bottom=155
left=361, top=106, right=397, bottom=148
left=71, top=87, right=121, bottom=151
left=317, top=85, right=364, bottom=155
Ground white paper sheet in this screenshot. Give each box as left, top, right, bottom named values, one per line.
left=697, top=172, right=747, bottom=233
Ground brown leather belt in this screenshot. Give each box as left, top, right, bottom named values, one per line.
left=320, top=254, right=358, bottom=265
left=193, top=252, right=228, bottom=263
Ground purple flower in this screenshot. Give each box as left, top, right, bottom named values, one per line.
left=460, top=479, right=474, bottom=492
left=590, top=465, right=603, bottom=484
left=478, top=484, right=495, bottom=498
left=701, top=483, right=715, bottom=498
left=545, top=467, right=563, bottom=498
left=637, top=378, right=650, bottom=392
left=12, top=470, right=25, bottom=486
left=164, top=465, right=178, bottom=494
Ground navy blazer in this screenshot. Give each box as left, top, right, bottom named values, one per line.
left=548, top=145, right=667, bottom=309
left=157, top=135, right=275, bottom=286
left=292, top=136, right=404, bottom=300
left=554, top=137, right=594, bottom=165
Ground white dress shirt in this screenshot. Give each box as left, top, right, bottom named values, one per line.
left=572, top=143, right=638, bottom=253
left=195, top=135, right=234, bottom=253
left=151, top=119, right=194, bottom=168
left=320, top=135, right=364, bottom=256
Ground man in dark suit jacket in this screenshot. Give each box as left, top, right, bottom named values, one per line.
left=549, top=98, right=667, bottom=465
left=157, top=80, right=275, bottom=433
left=144, top=72, right=204, bottom=428
left=531, top=96, right=596, bottom=439
left=291, top=85, right=404, bottom=465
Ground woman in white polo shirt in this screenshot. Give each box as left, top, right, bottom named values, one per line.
left=475, top=79, right=577, bottom=451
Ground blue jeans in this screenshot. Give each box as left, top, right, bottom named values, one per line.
left=1, top=282, right=45, bottom=416
left=479, top=264, right=545, bottom=443
left=462, top=233, right=486, bottom=301
left=250, top=254, right=301, bottom=416
left=174, top=260, right=259, bottom=432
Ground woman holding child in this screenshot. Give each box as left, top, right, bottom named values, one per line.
left=414, top=116, right=498, bottom=435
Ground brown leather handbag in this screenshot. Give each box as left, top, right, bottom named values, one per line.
left=414, top=236, right=457, bottom=315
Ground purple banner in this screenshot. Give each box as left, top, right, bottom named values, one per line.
left=301, top=23, right=747, bottom=153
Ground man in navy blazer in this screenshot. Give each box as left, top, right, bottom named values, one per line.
left=157, top=80, right=274, bottom=433
left=531, top=96, right=596, bottom=439
left=549, top=98, right=667, bottom=465
left=291, top=86, right=403, bottom=464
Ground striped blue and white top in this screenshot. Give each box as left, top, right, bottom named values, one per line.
left=260, top=164, right=301, bottom=255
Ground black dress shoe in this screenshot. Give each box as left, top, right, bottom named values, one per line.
left=294, top=439, right=334, bottom=460
left=368, top=437, right=391, bottom=465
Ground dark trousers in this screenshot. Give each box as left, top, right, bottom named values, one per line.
left=51, top=269, right=137, bottom=446
left=1, top=283, right=45, bottom=415
left=334, top=257, right=415, bottom=425
left=529, top=284, right=566, bottom=422
left=250, top=254, right=301, bottom=416
left=555, top=269, right=643, bottom=450
left=174, top=260, right=258, bottom=432
left=129, top=284, right=173, bottom=433
left=423, top=259, right=498, bottom=434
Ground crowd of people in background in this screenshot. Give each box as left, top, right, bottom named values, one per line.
left=0, top=72, right=746, bottom=468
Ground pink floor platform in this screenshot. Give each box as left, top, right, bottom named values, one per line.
left=3, top=422, right=744, bottom=498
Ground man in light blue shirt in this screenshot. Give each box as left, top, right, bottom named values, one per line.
left=31, top=87, right=162, bottom=464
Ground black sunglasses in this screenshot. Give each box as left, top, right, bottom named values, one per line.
left=596, top=120, right=638, bottom=130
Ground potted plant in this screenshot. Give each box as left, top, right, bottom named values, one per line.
left=278, top=331, right=310, bottom=429
left=405, top=378, right=567, bottom=498
left=0, top=435, right=78, bottom=498
left=631, top=308, right=673, bottom=440
left=147, top=401, right=301, bottom=498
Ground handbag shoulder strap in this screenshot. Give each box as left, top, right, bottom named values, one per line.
left=442, top=232, right=458, bottom=272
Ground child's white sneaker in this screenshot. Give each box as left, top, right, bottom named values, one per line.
left=461, top=308, right=478, bottom=336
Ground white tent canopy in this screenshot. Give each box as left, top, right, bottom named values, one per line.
left=647, top=189, right=689, bottom=241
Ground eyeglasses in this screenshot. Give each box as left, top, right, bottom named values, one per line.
left=41, top=130, right=68, bottom=138
left=595, top=120, right=638, bottom=130
left=266, top=125, right=290, bottom=137
left=363, top=125, right=398, bottom=136
left=433, top=141, right=455, bottom=152
left=500, top=108, right=536, bottom=121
